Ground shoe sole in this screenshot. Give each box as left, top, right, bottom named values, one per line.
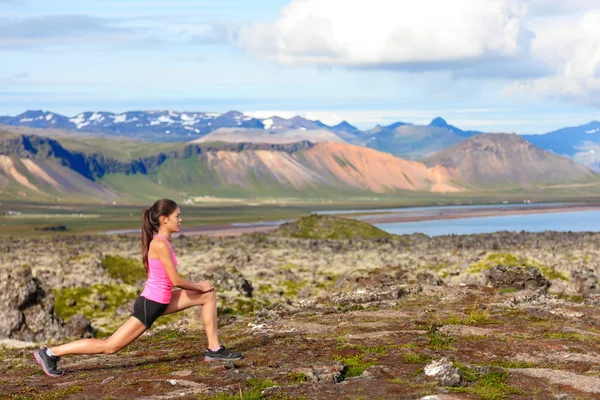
left=33, top=351, right=64, bottom=377
left=204, top=356, right=243, bottom=362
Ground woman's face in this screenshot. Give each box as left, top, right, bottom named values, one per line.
left=162, top=207, right=182, bottom=232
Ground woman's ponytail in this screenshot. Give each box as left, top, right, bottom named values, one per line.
left=141, top=208, right=156, bottom=274
left=140, top=199, right=178, bottom=274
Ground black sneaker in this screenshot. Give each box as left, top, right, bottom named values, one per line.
left=204, top=346, right=243, bottom=361
left=34, top=347, right=64, bottom=377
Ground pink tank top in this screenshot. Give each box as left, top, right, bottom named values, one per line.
left=140, top=234, right=178, bottom=304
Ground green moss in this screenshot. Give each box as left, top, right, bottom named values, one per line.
left=218, top=297, right=267, bottom=316
left=423, top=263, right=448, bottom=272
left=556, top=293, right=585, bottom=303
left=423, top=323, right=456, bottom=350
left=256, top=284, right=276, bottom=295
left=538, top=266, right=568, bottom=281
left=359, top=345, right=388, bottom=355
left=67, top=253, right=92, bottom=263
left=197, top=378, right=279, bottom=400
left=53, top=284, right=138, bottom=336
left=543, top=332, right=590, bottom=341
left=334, top=353, right=376, bottom=380
left=469, top=253, right=568, bottom=281
left=469, top=253, right=541, bottom=274
left=449, top=369, right=524, bottom=400
left=281, top=279, right=307, bottom=297
left=101, top=254, right=147, bottom=285
left=403, top=353, right=429, bottom=364
left=288, top=372, right=308, bottom=384
left=9, top=385, right=84, bottom=400
left=498, top=287, right=518, bottom=293
left=275, top=214, right=391, bottom=240
left=486, top=360, right=535, bottom=369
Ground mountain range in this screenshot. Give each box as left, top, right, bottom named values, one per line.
left=0, top=129, right=597, bottom=203
left=2, top=110, right=599, bottom=170
left=2, top=109, right=600, bottom=203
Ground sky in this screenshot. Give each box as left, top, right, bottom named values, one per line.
left=1, top=0, right=600, bottom=133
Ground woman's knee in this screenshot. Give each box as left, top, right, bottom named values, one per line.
left=207, top=288, right=217, bottom=302
left=103, top=340, right=124, bottom=355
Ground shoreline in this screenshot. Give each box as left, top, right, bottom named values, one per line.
left=170, top=202, right=600, bottom=237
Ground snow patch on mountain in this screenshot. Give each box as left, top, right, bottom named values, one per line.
left=263, top=118, right=274, bottom=130
left=113, top=114, right=127, bottom=123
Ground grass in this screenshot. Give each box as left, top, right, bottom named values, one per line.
left=403, top=353, right=429, bottom=364
left=449, top=368, right=524, bottom=400
left=556, top=292, right=585, bottom=303
left=451, top=362, right=528, bottom=399
left=197, top=378, right=279, bottom=400
left=441, top=307, right=498, bottom=326
left=486, top=360, right=535, bottom=369
left=7, top=385, right=84, bottom=400
left=333, top=353, right=377, bottom=380
left=288, top=372, right=308, bottom=384
left=422, top=322, right=456, bottom=350
left=281, top=279, right=307, bottom=298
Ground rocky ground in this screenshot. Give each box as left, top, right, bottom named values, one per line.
left=3, top=217, right=600, bottom=399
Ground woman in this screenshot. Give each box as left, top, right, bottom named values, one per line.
left=34, top=198, right=242, bottom=377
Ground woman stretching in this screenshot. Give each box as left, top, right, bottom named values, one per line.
left=34, top=198, right=242, bottom=377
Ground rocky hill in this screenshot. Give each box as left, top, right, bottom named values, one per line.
left=423, top=133, right=598, bottom=187
left=363, top=117, right=482, bottom=160
left=5, top=110, right=600, bottom=175
left=0, top=134, right=462, bottom=201
left=3, top=217, right=600, bottom=398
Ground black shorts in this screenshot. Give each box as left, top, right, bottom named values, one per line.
left=132, top=296, right=169, bottom=329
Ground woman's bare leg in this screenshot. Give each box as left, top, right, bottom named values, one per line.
left=50, top=317, right=147, bottom=356
left=163, top=289, right=220, bottom=349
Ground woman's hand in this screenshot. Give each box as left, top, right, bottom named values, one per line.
left=196, top=281, right=215, bottom=293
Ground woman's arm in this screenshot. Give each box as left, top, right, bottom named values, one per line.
left=153, top=240, right=214, bottom=293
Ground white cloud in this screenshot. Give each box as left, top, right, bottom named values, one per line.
left=508, top=9, right=600, bottom=105
left=238, top=0, right=533, bottom=70
left=239, top=0, right=600, bottom=106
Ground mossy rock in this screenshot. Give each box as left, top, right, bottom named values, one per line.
left=273, top=214, right=391, bottom=240
left=53, top=284, right=138, bottom=336
left=469, top=253, right=568, bottom=281
left=101, top=254, right=147, bottom=285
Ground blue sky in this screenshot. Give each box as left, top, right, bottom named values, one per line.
left=1, top=0, right=600, bottom=133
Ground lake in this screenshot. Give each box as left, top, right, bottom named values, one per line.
left=372, top=209, right=600, bottom=236
left=314, top=202, right=600, bottom=236
left=104, top=203, right=600, bottom=237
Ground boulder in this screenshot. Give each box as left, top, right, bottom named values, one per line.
left=66, top=315, right=94, bottom=338
left=417, top=271, right=445, bottom=286
left=424, top=357, right=463, bottom=387
left=486, top=265, right=550, bottom=291
left=569, top=268, right=600, bottom=295
left=0, top=266, right=92, bottom=341
left=295, top=364, right=345, bottom=383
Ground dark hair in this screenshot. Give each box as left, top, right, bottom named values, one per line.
left=141, top=198, right=178, bottom=273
